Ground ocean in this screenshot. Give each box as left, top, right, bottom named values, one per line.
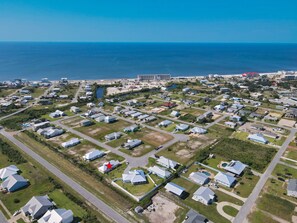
left=0, top=42, right=296, bottom=81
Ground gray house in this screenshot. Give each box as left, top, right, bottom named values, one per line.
left=123, top=139, right=142, bottom=149
left=1, top=174, right=28, bottom=192
left=21, top=196, right=54, bottom=220
left=192, top=186, right=216, bottom=205
left=123, top=125, right=139, bottom=133
left=287, top=179, right=297, bottom=197
left=184, top=209, right=207, bottom=223
left=122, top=170, right=147, bottom=185
left=189, top=172, right=210, bottom=185
left=105, top=132, right=122, bottom=141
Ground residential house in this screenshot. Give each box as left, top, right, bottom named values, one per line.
left=104, top=116, right=117, bottom=123
left=61, top=138, right=80, bottom=148
left=230, top=115, right=241, bottom=122
left=38, top=128, right=64, bottom=139
left=80, top=119, right=93, bottom=127
left=113, top=106, right=122, bottom=113
left=224, top=160, right=247, bottom=176
left=158, top=120, right=172, bottom=127
left=123, top=125, right=139, bottom=133
left=130, top=112, right=142, bottom=118
left=49, top=110, right=65, bottom=118
left=250, top=124, right=265, bottom=131
left=144, top=116, right=157, bottom=123
left=157, top=156, right=179, bottom=170
left=164, top=182, right=185, bottom=197
left=148, top=166, right=171, bottom=179
left=138, top=114, right=149, bottom=121
left=175, top=124, right=189, bottom=131
left=98, top=160, right=120, bottom=173
left=248, top=133, right=268, bottom=144
left=189, top=127, right=207, bottom=134
left=214, top=104, right=225, bottom=111
left=214, top=172, right=236, bottom=188
left=1, top=174, right=28, bottom=192
left=192, top=186, right=216, bottom=205
left=105, top=132, right=122, bottom=141
left=287, top=179, right=297, bottom=197
left=225, top=121, right=237, bottom=129
left=83, top=150, right=105, bottom=161
left=183, top=209, right=207, bottom=223
left=70, top=106, right=80, bottom=113
left=0, top=165, right=19, bottom=180
left=38, top=209, right=73, bottom=223
left=123, top=139, right=142, bottom=149
left=170, top=110, right=180, bottom=117
left=285, top=108, right=297, bottom=119
left=32, top=121, right=50, bottom=132
left=162, top=102, right=177, bottom=108
left=189, top=172, right=210, bottom=185
left=21, top=195, right=54, bottom=220
left=249, top=112, right=263, bottom=119
left=122, top=170, right=147, bottom=185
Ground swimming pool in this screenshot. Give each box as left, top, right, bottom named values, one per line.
left=222, top=162, right=228, bottom=167
left=202, top=171, right=211, bottom=176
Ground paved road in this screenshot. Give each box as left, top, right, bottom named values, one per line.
left=233, top=128, right=297, bottom=223
left=0, top=130, right=130, bottom=223
left=0, top=106, right=32, bottom=121
left=0, top=211, right=8, bottom=223
left=72, top=82, right=83, bottom=103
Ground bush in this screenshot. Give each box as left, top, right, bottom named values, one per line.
left=0, top=139, right=27, bottom=164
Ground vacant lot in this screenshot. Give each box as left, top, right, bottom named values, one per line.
left=211, top=138, right=276, bottom=172
left=257, top=193, right=295, bottom=221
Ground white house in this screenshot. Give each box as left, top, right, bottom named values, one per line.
left=192, top=186, right=215, bottom=205
left=0, top=165, right=19, bottom=181
left=189, top=172, right=210, bottom=185
left=83, top=150, right=105, bottom=161
left=21, top=196, right=54, bottom=220
left=70, top=106, right=80, bottom=113
left=49, top=110, right=65, bottom=118
left=157, top=156, right=179, bottom=170
left=122, top=170, right=147, bottom=185
left=164, top=182, right=185, bottom=197
left=98, top=160, right=120, bottom=173
left=123, top=139, right=142, bottom=149
left=104, top=116, right=117, bottom=123
left=38, top=209, right=73, bottom=223
left=224, top=160, right=247, bottom=176
left=175, top=124, right=189, bottom=131
left=158, top=120, right=172, bottom=127
left=214, top=172, right=236, bottom=188
left=105, top=132, right=122, bottom=141
left=170, top=111, right=180, bottom=117
left=61, top=138, right=80, bottom=148
left=148, top=166, right=171, bottom=179
left=189, top=127, right=207, bottom=134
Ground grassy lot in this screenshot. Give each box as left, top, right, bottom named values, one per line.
left=272, top=163, right=297, bottom=179
left=0, top=205, right=10, bottom=219
left=202, top=156, right=225, bottom=169
left=15, top=132, right=134, bottom=213
left=257, top=193, right=295, bottom=221
left=211, top=138, right=276, bottom=172
left=284, top=147, right=297, bottom=161
left=248, top=210, right=279, bottom=223
left=223, top=205, right=239, bottom=217
left=0, top=88, right=16, bottom=97
left=30, top=87, right=47, bottom=98
left=16, top=219, right=26, bottom=223
left=232, top=131, right=249, bottom=141
left=169, top=177, right=243, bottom=223
left=208, top=124, right=235, bottom=139
left=49, top=190, right=87, bottom=219
left=234, top=171, right=259, bottom=198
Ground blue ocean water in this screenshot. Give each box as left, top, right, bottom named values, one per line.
left=0, top=42, right=296, bottom=81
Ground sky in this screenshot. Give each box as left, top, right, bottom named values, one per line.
left=0, top=0, right=296, bottom=43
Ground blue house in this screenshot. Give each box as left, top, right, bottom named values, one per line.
left=1, top=174, right=28, bottom=192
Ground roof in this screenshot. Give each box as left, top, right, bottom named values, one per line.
left=83, top=150, right=104, bottom=160
left=248, top=133, right=268, bottom=143
left=0, top=165, right=19, bottom=180
left=124, top=139, right=142, bottom=148
left=214, top=172, right=236, bottom=186
left=1, top=174, right=28, bottom=191
left=122, top=170, right=147, bottom=184
left=184, top=209, right=207, bottom=223
left=98, top=160, right=120, bottom=173
left=157, top=156, right=179, bottom=169
left=224, top=160, right=247, bottom=175
left=61, top=138, right=80, bottom=148
left=38, top=209, right=73, bottom=223
left=190, top=127, right=207, bottom=134
left=193, top=186, right=215, bottom=202
left=21, top=196, right=54, bottom=218
left=165, top=182, right=185, bottom=196
left=123, top=124, right=138, bottom=131
left=148, top=166, right=171, bottom=179
left=288, top=179, right=297, bottom=192
left=189, top=172, right=209, bottom=184
left=159, top=120, right=172, bottom=126
left=176, top=124, right=189, bottom=131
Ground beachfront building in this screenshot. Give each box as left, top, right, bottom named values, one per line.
left=122, top=170, right=147, bottom=185
left=189, top=172, right=210, bottom=185
left=137, top=74, right=171, bottom=81
left=83, top=150, right=105, bottom=161
left=248, top=133, right=268, bottom=144
left=164, top=182, right=185, bottom=197
left=192, top=186, right=216, bottom=205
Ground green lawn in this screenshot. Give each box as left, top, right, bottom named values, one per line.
left=208, top=124, right=235, bottom=139
left=16, top=219, right=26, bottom=223
left=248, top=210, right=279, bottom=223
left=211, top=138, right=276, bottom=172
left=257, top=193, right=295, bottom=221
left=232, top=131, right=249, bottom=141
left=234, top=171, right=259, bottom=198
left=0, top=88, right=15, bottom=97
left=115, top=177, right=156, bottom=196
left=49, top=190, right=87, bottom=219
left=223, top=205, right=239, bottom=217
left=272, top=163, right=297, bottom=179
